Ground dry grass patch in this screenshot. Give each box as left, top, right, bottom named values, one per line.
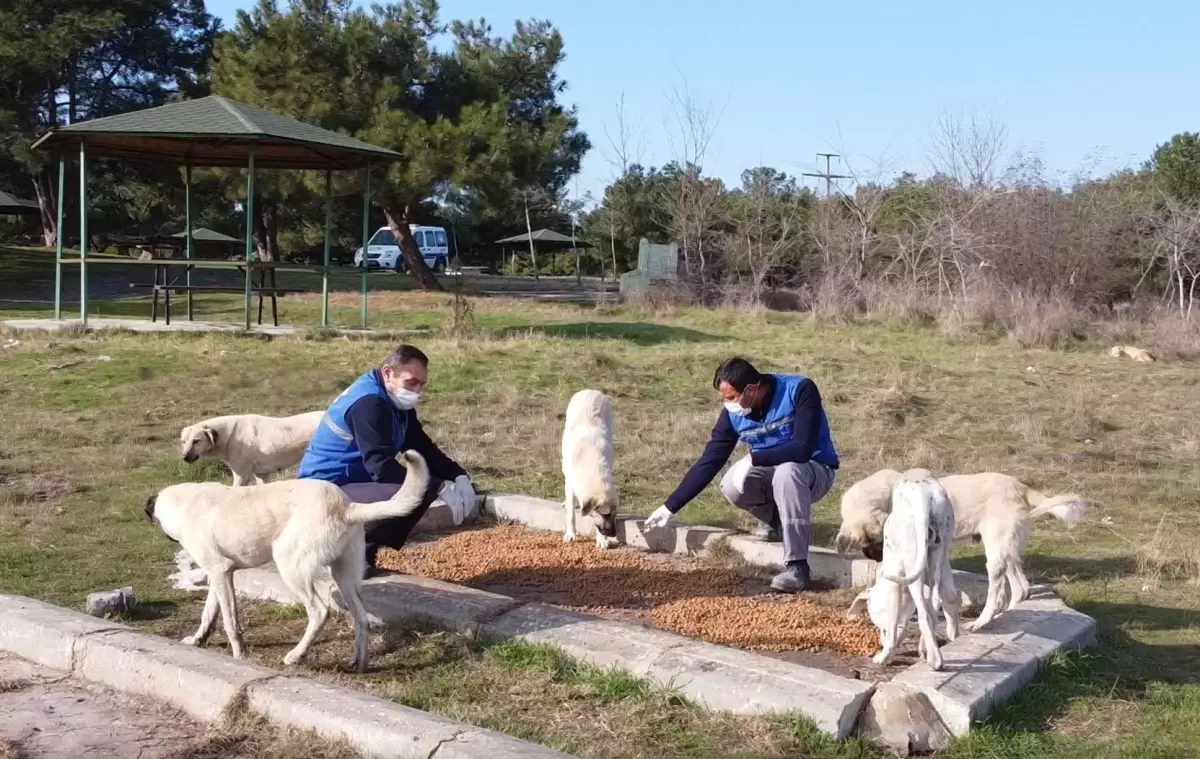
left=163, top=694, right=361, bottom=759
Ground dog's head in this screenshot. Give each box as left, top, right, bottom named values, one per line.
left=846, top=579, right=912, bottom=635
left=143, top=491, right=181, bottom=543
left=581, top=495, right=618, bottom=538
left=143, top=493, right=158, bottom=524
left=179, top=423, right=218, bottom=463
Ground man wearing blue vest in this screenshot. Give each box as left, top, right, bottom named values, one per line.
left=644, top=357, right=838, bottom=592
left=298, top=344, right=475, bottom=575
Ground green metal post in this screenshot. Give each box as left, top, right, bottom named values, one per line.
left=360, top=164, right=371, bottom=329
left=185, top=164, right=193, bottom=321
left=243, top=154, right=256, bottom=332
left=321, top=169, right=332, bottom=327
left=53, top=156, right=64, bottom=320
left=79, top=142, right=88, bottom=328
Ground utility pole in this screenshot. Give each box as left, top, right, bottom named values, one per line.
left=802, top=152, right=850, bottom=197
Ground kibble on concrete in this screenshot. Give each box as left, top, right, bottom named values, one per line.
left=378, top=525, right=878, bottom=658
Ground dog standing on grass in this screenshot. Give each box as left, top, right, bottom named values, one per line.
left=848, top=469, right=960, bottom=670
left=179, top=410, right=324, bottom=486
left=145, top=450, right=430, bottom=672
left=561, top=389, right=620, bottom=550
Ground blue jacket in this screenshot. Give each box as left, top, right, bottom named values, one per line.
left=664, top=373, right=838, bottom=512
left=728, top=374, right=838, bottom=467
left=298, top=369, right=465, bottom=486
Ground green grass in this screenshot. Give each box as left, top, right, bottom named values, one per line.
left=2, top=248, right=1200, bottom=756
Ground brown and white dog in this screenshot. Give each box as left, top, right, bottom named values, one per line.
left=836, top=469, right=1086, bottom=630
left=145, top=450, right=429, bottom=672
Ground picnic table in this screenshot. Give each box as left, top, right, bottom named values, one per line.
left=58, top=257, right=312, bottom=327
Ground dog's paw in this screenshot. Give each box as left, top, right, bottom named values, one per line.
left=282, top=650, right=303, bottom=666
left=872, top=651, right=888, bottom=665
left=562, top=531, right=577, bottom=544
left=181, top=635, right=199, bottom=647
left=926, top=650, right=944, bottom=671
left=595, top=535, right=619, bottom=550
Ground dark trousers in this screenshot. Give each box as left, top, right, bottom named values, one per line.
left=339, top=477, right=444, bottom=563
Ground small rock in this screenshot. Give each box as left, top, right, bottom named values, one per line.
left=1025, top=366, right=1036, bottom=372
left=94, top=355, right=113, bottom=362
left=861, top=682, right=954, bottom=754
left=86, top=586, right=136, bottom=617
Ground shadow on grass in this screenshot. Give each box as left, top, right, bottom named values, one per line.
left=499, top=321, right=719, bottom=345
left=955, top=600, right=1200, bottom=750
left=952, top=552, right=1139, bottom=583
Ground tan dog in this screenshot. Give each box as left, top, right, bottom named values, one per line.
left=180, top=411, right=323, bottom=486
left=836, top=470, right=1086, bottom=630
left=1109, top=345, right=1156, bottom=363
left=561, top=389, right=619, bottom=549
left=145, top=450, right=429, bottom=672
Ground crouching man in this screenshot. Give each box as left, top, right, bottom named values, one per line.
left=644, top=357, right=839, bottom=592
left=298, top=344, right=476, bottom=575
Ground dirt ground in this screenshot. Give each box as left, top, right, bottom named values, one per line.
left=377, top=524, right=945, bottom=683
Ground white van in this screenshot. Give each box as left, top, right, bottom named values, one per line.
left=353, top=225, right=450, bottom=272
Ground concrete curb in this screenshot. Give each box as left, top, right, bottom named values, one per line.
left=484, top=493, right=878, bottom=586
left=0, top=594, right=577, bottom=759
left=233, top=566, right=876, bottom=738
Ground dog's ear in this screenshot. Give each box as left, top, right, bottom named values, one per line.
left=143, top=494, right=158, bottom=523
left=579, top=498, right=595, bottom=515
left=203, top=427, right=218, bottom=446
left=846, top=591, right=870, bottom=620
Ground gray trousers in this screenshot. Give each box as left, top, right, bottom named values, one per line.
left=339, top=478, right=444, bottom=553
left=719, top=456, right=835, bottom=562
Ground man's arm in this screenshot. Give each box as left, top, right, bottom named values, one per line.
left=344, top=395, right=407, bottom=484
left=405, top=414, right=468, bottom=483
left=749, top=379, right=822, bottom=468
left=663, top=411, right=738, bottom=513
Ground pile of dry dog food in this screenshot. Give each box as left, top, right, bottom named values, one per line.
left=378, top=525, right=878, bottom=657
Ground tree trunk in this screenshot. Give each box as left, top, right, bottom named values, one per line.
left=382, top=203, right=444, bottom=291
left=32, top=171, right=56, bottom=248
left=523, top=198, right=539, bottom=280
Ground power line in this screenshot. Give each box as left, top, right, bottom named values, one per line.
left=801, top=152, right=850, bottom=197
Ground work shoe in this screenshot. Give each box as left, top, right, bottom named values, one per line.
left=770, top=562, right=811, bottom=593
left=753, top=515, right=782, bottom=542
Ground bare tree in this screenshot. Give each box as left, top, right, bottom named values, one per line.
left=660, top=80, right=726, bottom=282
left=600, top=92, right=646, bottom=279
left=927, top=108, right=1009, bottom=189
left=514, top=185, right=554, bottom=281
left=1139, top=195, right=1200, bottom=318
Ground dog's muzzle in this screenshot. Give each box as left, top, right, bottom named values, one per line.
left=183, top=452, right=198, bottom=463
left=595, top=514, right=618, bottom=537
left=863, top=541, right=884, bottom=563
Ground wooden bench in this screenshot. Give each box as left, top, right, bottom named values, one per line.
left=130, top=263, right=306, bottom=327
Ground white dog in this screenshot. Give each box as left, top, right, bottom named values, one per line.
left=835, top=469, right=1087, bottom=630
left=145, top=450, right=429, bottom=672
left=561, top=389, right=619, bottom=550
left=847, top=469, right=960, bottom=670
left=180, top=411, right=323, bottom=486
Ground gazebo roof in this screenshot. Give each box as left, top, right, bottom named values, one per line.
left=31, top=95, right=399, bottom=170
left=171, top=227, right=240, bottom=243
left=495, top=228, right=590, bottom=248
left=0, top=190, right=40, bottom=215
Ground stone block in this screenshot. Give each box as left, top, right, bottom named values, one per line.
left=0, top=594, right=128, bottom=671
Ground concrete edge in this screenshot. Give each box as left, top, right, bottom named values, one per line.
left=483, top=493, right=879, bottom=585
left=234, top=564, right=875, bottom=739
left=0, top=593, right=577, bottom=759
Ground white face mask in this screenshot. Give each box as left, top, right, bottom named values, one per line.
left=724, top=400, right=750, bottom=417
left=388, top=387, right=421, bottom=410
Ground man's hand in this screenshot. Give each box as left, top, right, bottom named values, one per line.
left=439, top=476, right=475, bottom=527
left=644, top=505, right=674, bottom=531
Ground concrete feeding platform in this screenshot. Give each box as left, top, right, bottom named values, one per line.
left=217, top=491, right=1097, bottom=749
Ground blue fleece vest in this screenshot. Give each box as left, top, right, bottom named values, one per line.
left=728, top=374, right=839, bottom=469
left=298, top=370, right=407, bottom=485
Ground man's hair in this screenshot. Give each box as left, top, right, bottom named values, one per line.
left=712, top=357, right=762, bottom=392
left=383, top=344, right=429, bottom=370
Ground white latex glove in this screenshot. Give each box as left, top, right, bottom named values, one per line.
left=440, top=482, right=467, bottom=526
left=454, top=475, right=477, bottom=520
left=644, top=504, right=674, bottom=531
left=727, top=456, right=752, bottom=495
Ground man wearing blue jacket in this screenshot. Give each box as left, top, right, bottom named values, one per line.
left=298, top=344, right=475, bottom=574
left=644, top=357, right=839, bottom=592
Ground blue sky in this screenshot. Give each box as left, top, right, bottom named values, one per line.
left=206, top=0, right=1198, bottom=202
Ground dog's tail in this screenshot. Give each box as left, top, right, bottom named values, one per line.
left=1027, top=489, right=1088, bottom=527
left=880, top=480, right=931, bottom=586
left=343, top=451, right=430, bottom=525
